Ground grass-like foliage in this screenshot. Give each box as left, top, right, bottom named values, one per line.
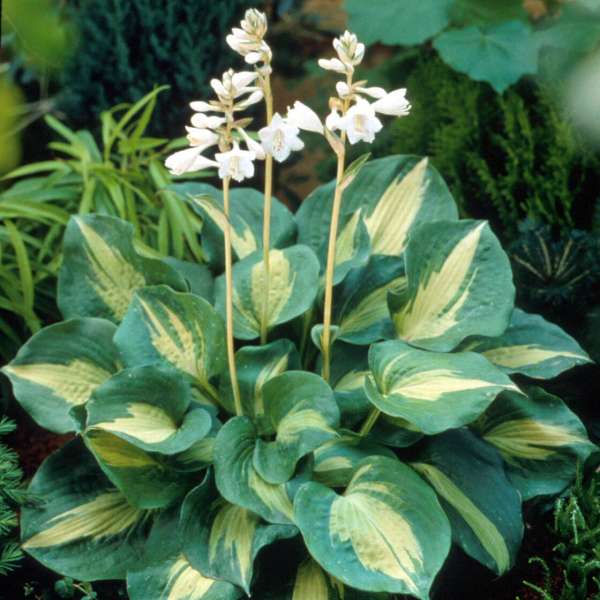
left=3, top=11, right=598, bottom=600
left=0, top=88, right=205, bottom=361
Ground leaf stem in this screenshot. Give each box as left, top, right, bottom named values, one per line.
left=260, top=74, right=274, bottom=345
left=359, top=408, right=381, bottom=437
left=223, top=176, right=243, bottom=416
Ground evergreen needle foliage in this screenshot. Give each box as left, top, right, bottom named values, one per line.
left=0, top=416, right=25, bottom=576
left=60, top=0, right=257, bottom=137
left=524, top=467, right=600, bottom=600
left=387, top=54, right=600, bottom=239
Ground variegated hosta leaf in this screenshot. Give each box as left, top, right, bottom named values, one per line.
left=294, top=456, right=451, bottom=598
left=253, top=371, right=340, bottom=484
left=318, top=210, right=371, bottom=286
left=127, top=553, right=243, bottom=600
left=473, top=387, right=597, bottom=500
left=84, top=430, right=197, bottom=509
left=296, top=155, right=458, bottom=261
left=412, top=429, right=523, bottom=575
left=219, top=339, right=300, bottom=423
left=330, top=343, right=371, bottom=428
left=460, top=308, right=591, bottom=379
left=180, top=478, right=296, bottom=594
left=390, top=220, right=514, bottom=352
left=334, top=256, right=406, bottom=345
left=215, top=245, right=320, bottom=340
left=181, top=182, right=296, bottom=271
left=272, top=558, right=388, bottom=599
left=2, top=318, right=120, bottom=434
left=370, top=415, right=423, bottom=449
left=58, top=215, right=186, bottom=323
left=170, top=416, right=221, bottom=473
left=366, top=340, right=519, bottom=434
left=114, top=285, right=225, bottom=405
left=313, top=434, right=395, bottom=488
left=21, top=439, right=149, bottom=580
left=162, top=257, right=215, bottom=304
left=86, top=365, right=212, bottom=455
left=214, top=417, right=310, bottom=525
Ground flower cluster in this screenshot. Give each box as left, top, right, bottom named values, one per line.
left=165, top=69, right=263, bottom=181
left=165, top=19, right=411, bottom=181
left=319, top=31, right=411, bottom=145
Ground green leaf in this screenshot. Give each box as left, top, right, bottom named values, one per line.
left=390, top=220, right=514, bottom=351
left=253, top=371, right=340, bottom=484
left=413, top=429, right=523, bottom=575
left=313, top=434, right=395, bottom=488
left=3, top=318, right=120, bottom=434
left=334, top=256, right=405, bottom=345
left=86, top=365, right=212, bottom=455
left=219, top=339, right=300, bottom=423
left=296, top=156, right=458, bottom=266
left=294, top=456, right=451, bottom=598
left=215, top=246, right=320, bottom=340
left=181, top=183, right=296, bottom=271
left=114, top=286, right=225, bottom=405
left=21, top=440, right=150, bottom=581
left=366, top=340, right=519, bottom=434
left=345, top=0, right=453, bottom=45
left=474, top=387, right=597, bottom=500
left=84, top=430, right=197, bottom=509
left=128, top=553, right=243, bottom=600
left=180, top=477, right=296, bottom=594
left=434, top=21, right=539, bottom=93
left=370, top=415, right=424, bottom=449
left=214, top=417, right=309, bottom=525
left=58, top=215, right=186, bottom=323
left=162, top=258, right=214, bottom=304
left=461, top=308, right=591, bottom=379
left=450, top=0, right=526, bottom=24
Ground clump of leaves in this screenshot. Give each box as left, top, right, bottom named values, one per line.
left=524, top=467, right=600, bottom=599
left=3, top=11, right=598, bottom=600
left=0, top=87, right=205, bottom=361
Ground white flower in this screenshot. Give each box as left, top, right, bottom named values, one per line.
left=215, top=144, right=256, bottom=182
left=356, top=86, right=387, bottom=99
left=165, top=147, right=218, bottom=176
left=227, top=9, right=271, bottom=65
left=234, top=89, right=264, bottom=110
left=286, top=101, right=324, bottom=134
left=318, top=58, right=347, bottom=73
left=336, top=81, right=351, bottom=98
left=185, top=127, right=219, bottom=148
left=259, top=113, right=304, bottom=162
left=371, top=88, right=411, bottom=116
left=237, top=128, right=266, bottom=160
left=189, top=100, right=214, bottom=112
left=325, top=108, right=342, bottom=131
left=337, top=98, right=383, bottom=144
left=190, top=113, right=225, bottom=129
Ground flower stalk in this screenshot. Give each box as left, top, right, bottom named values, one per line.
left=359, top=407, right=381, bottom=437
left=222, top=175, right=243, bottom=416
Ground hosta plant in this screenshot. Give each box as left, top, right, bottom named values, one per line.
left=4, top=9, right=597, bottom=600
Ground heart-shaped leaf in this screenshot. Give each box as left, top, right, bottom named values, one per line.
left=294, top=456, right=451, bottom=598
left=366, top=340, right=519, bottom=434
left=390, top=220, right=514, bottom=351
left=3, top=318, right=121, bottom=433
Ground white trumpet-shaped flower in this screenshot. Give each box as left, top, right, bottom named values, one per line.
left=286, top=101, right=324, bottom=135
left=226, top=8, right=272, bottom=66
left=165, top=147, right=218, bottom=176
left=319, top=30, right=365, bottom=74
left=238, top=128, right=266, bottom=160
left=190, top=113, right=225, bottom=129
left=335, top=98, right=383, bottom=144
left=215, top=144, right=256, bottom=182
left=259, top=113, right=304, bottom=162
left=371, top=88, right=411, bottom=116
left=185, top=127, right=219, bottom=148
